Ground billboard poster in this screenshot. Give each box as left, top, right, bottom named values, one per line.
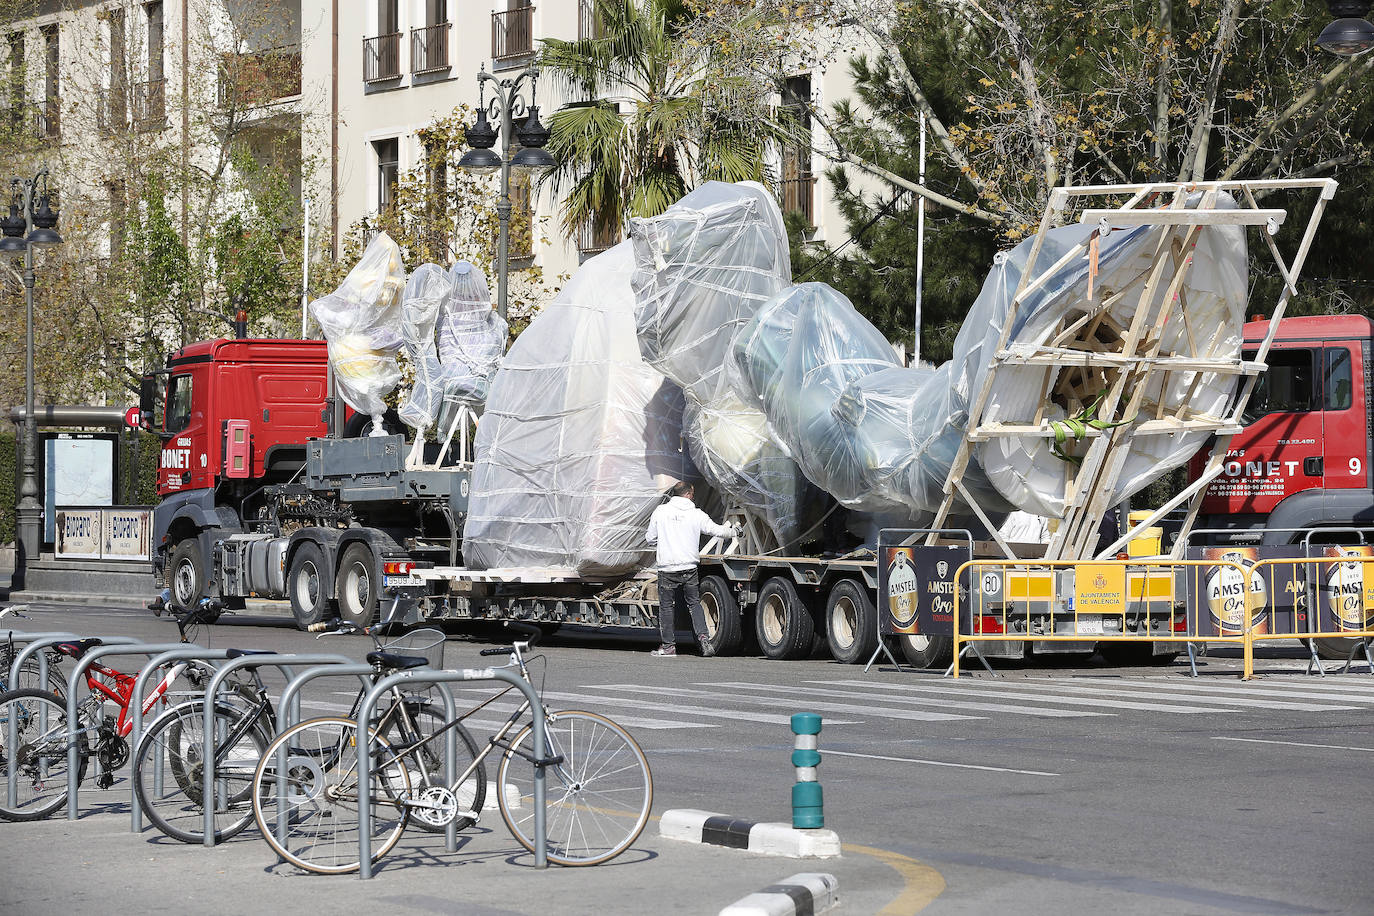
left=876, top=531, right=969, bottom=637
left=1315, top=545, right=1374, bottom=633
left=55, top=509, right=102, bottom=559
left=103, top=509, right=152, bottom=560
left=1184, top=545, right=1303, bottom=637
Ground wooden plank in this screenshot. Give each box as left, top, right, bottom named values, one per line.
left=1079, top=208, right=1287, bottom=228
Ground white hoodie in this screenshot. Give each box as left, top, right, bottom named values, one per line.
left=646, top=496, right=734, bottom=571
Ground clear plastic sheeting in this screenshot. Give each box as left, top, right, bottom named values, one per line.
left=438, top=261, right=507, bottom=416
left=308, top=232, right=407, bottom=432
left=397, top=264, right=451, bottom=434
left=464, top=243, right=692, bottom=575
left=630, top=181, right=821, bottom=547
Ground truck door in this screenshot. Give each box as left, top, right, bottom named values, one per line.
left=1321, top=343, right=1367, bottom=494
left=157, top=369, right=210, bottom=495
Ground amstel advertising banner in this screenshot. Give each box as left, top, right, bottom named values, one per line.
left=877, top=534, right=970, bottom=637
left=1314, top=545, right=1374, bottom=633
left=1184, top=545, right=1303, bottom=637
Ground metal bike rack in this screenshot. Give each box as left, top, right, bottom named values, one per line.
left=268, top=665, right=463, bottom=863
left=200, top=653, right=354, bottom=847
left=128, top=647, right=233, bottom=833
left=4, top=630, right=81, bottom=690
left=356, top=667, right=549, bottom=878
left=4, top=631, right=86, bottom=809
left=64, top=641, right=197, bottom=820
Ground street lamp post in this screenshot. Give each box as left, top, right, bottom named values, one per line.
left=1319, top=0, right=1374, bottom=55
left=1, top=167, right=62, bottom=583
left=457, top=61, right=556, bottom=321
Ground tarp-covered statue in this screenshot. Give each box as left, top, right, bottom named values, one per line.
left=630, top=181, right=827, bottom=549
left=464, top=243, right=692, bottom=575
left=309, top=232, right=408, bottom=435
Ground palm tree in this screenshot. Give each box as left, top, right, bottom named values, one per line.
left=540, top=0, right=787, bottom=243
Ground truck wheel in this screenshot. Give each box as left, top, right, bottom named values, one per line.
left=895, top=633, right=953, bottom=669
left=168, top=540, right=207, bottom=614
left=825, top=579, right=878, bottom=665
left=754, top=577, right=814, bottom=660
left=698, top=575, right=743, bottom=656
left=288, top=542, right=333, bottom=629
left=1315, top=637, right=1368, bottom=661
left=335, top=543, right=378, bottom=628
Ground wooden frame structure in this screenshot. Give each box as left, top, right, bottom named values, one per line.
left=926, top=178, right=1339, bottom=561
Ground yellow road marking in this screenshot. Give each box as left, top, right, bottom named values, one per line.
left=844, top=842, right=946, bottom=914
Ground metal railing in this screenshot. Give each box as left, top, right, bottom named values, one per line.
left=411, top=23, right=451, bottom=74
left=781, top=174, right=815, bottom=227
left=218, top=49, right=301, bottom=108
left=364, top=32, right=403, bottom=82
left=578, top=219, right=618, bottom=260
left=96, top=87, right=128, bottom=134
left=492, top=6, right=534, bottom=65
left=131, top=79, right=165, bottom=128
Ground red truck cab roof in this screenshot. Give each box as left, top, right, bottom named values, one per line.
left=167, top=337, right=329, bottom=367
left=1243, top=314, right=1374, bottom=345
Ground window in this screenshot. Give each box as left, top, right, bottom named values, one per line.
left=106, top=180, right=126, bottom=260
left=374, top=137, right=399, bottom=211
left=412, top=0, right=450, bottom=74
left=166, top=374, right=193, bottom=433
left=7, top=33, right=23, bottom=132
left=493, top=0, right=533, bottom=66
left=146, top=2, right=163, bottom=83
left=780, top=74, right=814, bottom=226
left=1242, top=348, right=1317, bottom=423
left=40, top=25, right=58, bottom=137
left=377, top=0, right=399, bottom=34
left=1325, top=347, right=1353, bottom=411
left=364, top=0, right=401, bottom=81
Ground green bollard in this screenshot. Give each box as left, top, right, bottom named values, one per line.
left=791, top=712, right=824, bottom=829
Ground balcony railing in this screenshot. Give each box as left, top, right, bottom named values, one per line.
left=492, top=6, right=534, bottom=66
left=577, top=219, right=618, bottom=261
left=218, top=49, right=301, bottom=108
left=363, top=32, right=402, bottom=82
left=578, top=0, right=602, bottom=40
left=96, top=86, right=128, bottom=134
left=132, top=79, right=165, bottom=128
left=781, top=174, right=815, bottom=227
left=411, top=23, right=450, bottom=75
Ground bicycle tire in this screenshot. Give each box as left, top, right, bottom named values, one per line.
left=0, top=647, right=66, bottom=697
left=382, top=703, right=487, bottom=834
left=496, top=709, right=653, bottom=866
left=0, top=687, right=88, bottom=821
left=252, top=716, right=410, bottom=875
left=133, top=699, right=272, bottom=844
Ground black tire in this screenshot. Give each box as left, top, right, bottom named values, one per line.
left=825, top=579, right=879, bottom=665
left=895, top=633, right=953, bottom=669
left=698, top=575, right=743, bottom=656
left=287, top=541, right=333, bottom=629
left=335, top=542, right=379, bottom=628
left=0, top=688, right=89, bottom=821
left=1315, top=637, right=1369, bottom=661
left=0, top=647, right=65, bottom=697
left=754, top=577, right=814, bottom=660
left=382, top=703, right=486, bottom=834
left=133, top=699, right=271, bottom=844
left=1097, top=642, right=1179, bottom=666
left=343, top=408, right=404, bottom=438
left=168, top=539, right=208, bottom=614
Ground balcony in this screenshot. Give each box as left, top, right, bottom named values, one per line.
left=578, top=0, right=603, bottom=40
left=781, top=174, right=815, bottom=228
left=492, top=6, right=534, bottom=68
left=96, top=87, right=128, bottom=134
left=218, top=49, right=301, bottom=109
left=132, top=79, right=165, bottom=129
left=577, top=219, right=618, bottom=262
left=7, top=100, right=60, bottom=142
left=363, top=32, right=402, bottom=82
left=411, top=23, right=450, bottom=75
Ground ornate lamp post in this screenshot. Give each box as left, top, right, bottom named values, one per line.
left=1318, top=0, right=1374, bottom=55
left=457, top=61, right=556, bottom=321
left=0, top=167, right=62, bottom=580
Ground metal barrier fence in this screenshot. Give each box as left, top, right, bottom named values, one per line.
left=1246, top=556, right=1374, bottom=680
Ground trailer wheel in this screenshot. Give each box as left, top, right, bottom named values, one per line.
left=288, top=542, right=333, bottom=629
left=1315, top=637, right=1368, bottom=660
left=335, top=543, right=378, bottom=628
left=894, top=633, right=953, bottom=669
left=755, top=577, right=814, bottom=660
left=699, top=575, right=743, bottom=656
left=168, top=539, right=209, bottom=615
left=825, top=579, right=878, bottom=665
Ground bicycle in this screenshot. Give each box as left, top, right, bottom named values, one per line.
left=251, top=622, right=653, bottom=874
left=0, top=633, right=67, bottom=697
left=0, top=612, right=218, bottom=822
left=134, top=616, right=479, bottom=845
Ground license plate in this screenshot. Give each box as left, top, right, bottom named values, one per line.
left=383, top=575, right=424, bottom=587
left=1073, top=617, right=1105, bottom=636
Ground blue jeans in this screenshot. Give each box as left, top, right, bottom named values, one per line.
left=658, top=568, right=706, bottom=647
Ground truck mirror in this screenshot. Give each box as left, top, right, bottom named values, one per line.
left=138, top=375, right=158, bottom=430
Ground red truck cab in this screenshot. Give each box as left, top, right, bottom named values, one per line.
left=1194, top=315, right=1374, bottom=542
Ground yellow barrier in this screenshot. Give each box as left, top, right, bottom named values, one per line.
left=1244, top=556, right=1374, bottom=680
left=951, top=558, right=1251, bottom=678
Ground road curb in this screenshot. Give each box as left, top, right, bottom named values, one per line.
left=660, top=809, right=842, bottom=858
left=719, top=872, right=839, bottom=916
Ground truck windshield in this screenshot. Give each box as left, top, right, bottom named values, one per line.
left=1241, top=348, right=1317, bottom=424
left=166, top=374, right=193, bottom=433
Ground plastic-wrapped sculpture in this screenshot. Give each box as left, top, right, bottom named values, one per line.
left=397, top=264, right=450, bottom=434
left=630, top=181, right=826, bottom=549
left=308, top=232, right=407, bottom=435
left=464, top=243, right=692, bottom=575
left=438, top=261, right=507, bottom=411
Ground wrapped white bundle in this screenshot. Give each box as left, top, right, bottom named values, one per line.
left=464, top=243, right=691, bottom=575
left=397, top=264, right=451, bottom=433
left=309, top=232, right=407, bottom=433
left=438, top=261, right=507, bottom=413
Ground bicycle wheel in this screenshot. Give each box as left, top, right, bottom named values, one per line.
left=0, top=647, right=65, bottom=697
left=382, top=703, right=487, bottom=834
left=133, top=699, right=271, bottom=844
left=0, top=688, right=88, bottom=821
left=497, top=710, right=653, bottom=866
left=252, top=716, right=410, bottom=875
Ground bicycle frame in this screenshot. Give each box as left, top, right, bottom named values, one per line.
left=73, top=657, right=186, bottom=739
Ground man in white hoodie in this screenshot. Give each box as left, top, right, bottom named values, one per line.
left=646, top=482, right=736, bottom=657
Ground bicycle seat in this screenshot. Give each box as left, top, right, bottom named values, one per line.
left=366, top=651, right=429, bottom=671
left=54, top=638, right=103, bottom=659
left=225, top=648, right=277, bottom=659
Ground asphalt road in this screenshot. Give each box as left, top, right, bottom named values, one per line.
left=2, top=602, right=1371, bottom=915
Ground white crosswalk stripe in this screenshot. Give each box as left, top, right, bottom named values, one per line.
left=1040, top=677, right=1362, bottom=710
left=820, top=678, right=1231, bottom=714
left=597, top=684, right=986, bottom=722
left=540, top=689, right=859, bottom=726
left=703, top=681, right=1110, bottom=718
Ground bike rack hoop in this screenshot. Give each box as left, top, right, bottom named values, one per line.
left=4, top=631, right=83, bottom=692
left=355, top=666, right=549, bottom=879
